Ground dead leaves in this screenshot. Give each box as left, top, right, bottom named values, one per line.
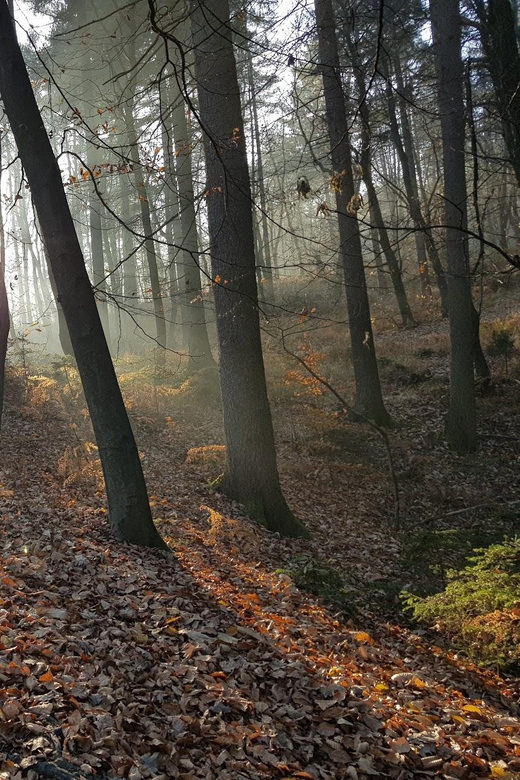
left=1, top=409, right=520, bottom=780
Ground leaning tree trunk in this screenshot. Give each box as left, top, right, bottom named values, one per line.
left=314, top=0, right=391, bottom=426
left=430, top=0, right=477, bottom=454
left=187, top=0, right=308, bottom=537
left=0, top=0, right=167, bottom=549
left=345, top=29, right=414, bottom=327
left=384, top=59, right=449, bottom=315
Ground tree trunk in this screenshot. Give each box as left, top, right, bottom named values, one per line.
left=190, top=0, right=308, bottom=537
left=385, top=58, right=449, bottom=314
left=0, top=131, right=9, bottom=433
left=0, top=0, right=167, bottom=549
left=42, top=237, right=74, bottom=356
left=314, top=0, right=391, bottom=426
left=430, top=0, right=477, bottom=453
left=345, top=29, right=414, bottom=326
left=160, top=77, right=182, bottom=351
left=476, top=0, right=520, bottom=186
left=124, top=101, right=167, bottom=368
left=247, top=51, right=275, bottom=303
left=168, top=63, right=215, bottom=368
left=87, top=148, right=111, bottom=342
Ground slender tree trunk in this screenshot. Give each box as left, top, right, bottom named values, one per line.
left=189, top=0, right=308, bottom=537
left=431, top=0, right=477, bottom=453
left=465, top=65, right=491, bottom=383
left=121, top=174, right=139, bottom=303
left=124, top=102, right=167, bottom=368
left=247, top=52, right=275, bottom=303
left=475, top=0, right=520, bottom=186
left=168, top=64, right=214, bottom=367
left=0, top=0, right=167, bottom=548
left=385, top=59, right=449, bottom=314
left=120, top=174, right=141, bottom=353
left=160, top=78, right=182, bottom=350
left=0, top=130, right=9, bottom=432
left=87, top=149, right=111, bottom=341
left=41, top=232, right=73, bottom=355
left=369, top=206, right=388, bottom=290
left=20, top=207, right=45, bottom=320
left=314, top=0, right=391, bottom=425
left=345, top=29, right=414, bottom=326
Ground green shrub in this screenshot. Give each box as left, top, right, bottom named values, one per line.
left=400, top=527, right=510, bottom=582
left=487, top=327, right=516, bottom=375
left=403, top=539, right=520, bottom=671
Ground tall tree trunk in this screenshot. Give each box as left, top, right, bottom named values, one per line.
left=121, top=174, right=139, bottom=304
left=160, top=78, right=182, bottom=351
left=345, top=28, right=414, bottom=326
left=168, top=64, right=215, bottom=368
left=475, top=0, right=520, bottom=186
left=87, top=148, right=111, bottom=342
left=384, top=59, right=449, bottom=314
left=44, top=243, right=74, bottom=356
left=188, top=0, right=308, bottom=537
left=124, top=102, right=167, bottom=368
left=247, top=51, right=275, bottom=303
left=0, top=0, right=167, bottom=549
left=465, top=65, right=492, bottom=383
left=0, top=130, right=9, bottom=433
left=314, top=0, right=391, bottom=425
left=431, top=0, right=477, bottom=453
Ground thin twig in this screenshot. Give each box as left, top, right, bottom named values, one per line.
left=429, top=499, right=520, bottom=523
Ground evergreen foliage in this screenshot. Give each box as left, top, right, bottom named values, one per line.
left=403, top=539, right=520, bottom=671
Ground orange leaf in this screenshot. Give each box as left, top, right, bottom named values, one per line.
left=39, top=671, right=53, bottom=682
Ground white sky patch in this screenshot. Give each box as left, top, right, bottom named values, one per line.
left=13, top=0, right=53, bottom=47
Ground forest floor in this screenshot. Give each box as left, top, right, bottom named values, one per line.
left=1, top=289, right=520, bottom=779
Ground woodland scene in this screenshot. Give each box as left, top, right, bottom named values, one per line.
left=0, top=0, right=520, bottom=778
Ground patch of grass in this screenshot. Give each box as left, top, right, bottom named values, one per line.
left=402, top=539, right=520, bottom=672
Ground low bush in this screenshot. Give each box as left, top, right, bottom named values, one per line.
left=403, top=539, right=520, bottom=672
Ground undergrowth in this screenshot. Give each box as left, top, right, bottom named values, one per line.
left=286, top=556, right=355, bottom=614
left=403, top=539, right=520, bottom=672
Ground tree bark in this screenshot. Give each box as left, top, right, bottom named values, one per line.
left=475, top=0, right=520, bottom=186
left=0, top=0, right=167, bottom=549
left=430, top=0, right=477, bottom=453
left=384, top=59, right=449, bottom=315
left=160, top=77, right=182, bottom=351
left=168, top=62, right=215, bottom=368
left=190, top=0, right=308, bottom=537
left=314, top=0, right=391, bottom=426
left=247, top=51, right=275, bottom=303
left=124, top=103, right=167, bottom=368
left=345, top=28, right=414, bottom=326
left=0, top=131, right=9, bottom=433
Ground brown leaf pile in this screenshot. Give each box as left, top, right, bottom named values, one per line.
left=1, top=381, right=520, bottom=780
